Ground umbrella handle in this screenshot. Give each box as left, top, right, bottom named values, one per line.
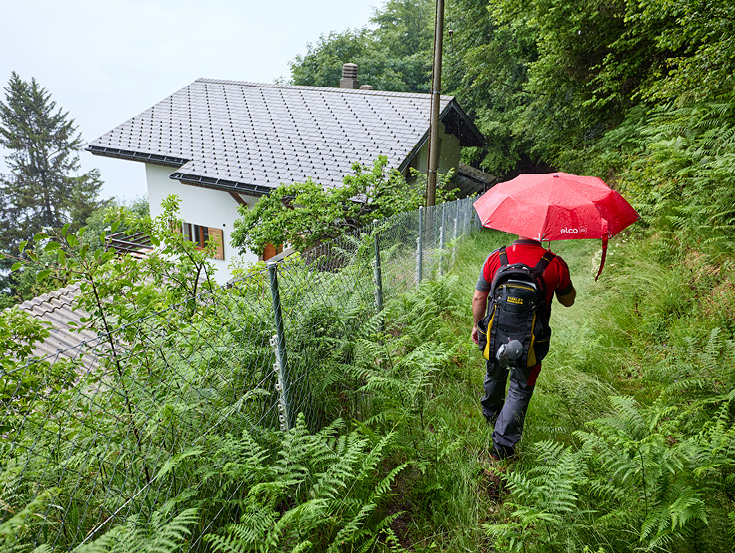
left=595, top=229, right=609, bottom=282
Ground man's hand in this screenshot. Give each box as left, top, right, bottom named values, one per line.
left=472, top=289, right=490, bottom=344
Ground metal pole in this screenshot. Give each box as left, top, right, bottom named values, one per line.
left=416, top=206, right=424, bottom=284
left=462, top=199, right=468, bottom=235
left=426, top=0, right=445, bottom=207
left=373, top=221, right=384, bottom=313
left=267, top=262, right=292, bottom=431
left=439, top=203, right=446, bottom=276
left=467, top=198, right=472, bottom=231
left=459, top=199, right=464, bottom=236
left=455, top=201, right=460, bottom=238
left=451, top=214, right=458, bottom=266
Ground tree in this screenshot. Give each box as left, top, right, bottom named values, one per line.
left=231, top=157, right=456, bottom=256
left=442, top=0, right=539, bottom=175
left=0, top=72, right=104, bottom=249
left=0, top=72, right=104, bottom=300
left=629, top=0, right=735, bottom=102
left=290, top=0, right=434, bottom=93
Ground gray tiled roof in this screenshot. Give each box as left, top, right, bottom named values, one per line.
left=10, top=283, right=103, bottom=372
left=87, top=79, right=483, bottom=195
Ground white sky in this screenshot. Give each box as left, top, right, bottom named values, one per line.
left=0, top=0, right=380, bottom=202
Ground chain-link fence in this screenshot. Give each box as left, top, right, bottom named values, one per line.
left=0, top=197, right=480, bottom=550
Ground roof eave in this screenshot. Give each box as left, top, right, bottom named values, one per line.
left=398, top=99, right=485, bottom=173
left=86, top=145, right=189, bottom=168
left=170, top=172, right=272, bottom=197
left=398, top=130, right=430, bottom=173
left=440, top=100, right=485, bottom=147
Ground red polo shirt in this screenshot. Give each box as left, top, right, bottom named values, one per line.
left=476, top=239, right=574, bottom=306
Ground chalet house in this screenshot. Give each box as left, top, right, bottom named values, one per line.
left=87, top=65, right=487, bottom=284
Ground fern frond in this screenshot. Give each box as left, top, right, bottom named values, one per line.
left=73, top=505, right=198, bottom=553
left=325, top=502, right=377, bottom=553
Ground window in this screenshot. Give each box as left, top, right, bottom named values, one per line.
left=181, top=223, right=224, bottom=260
left=182, top=223, right=209, bottom=247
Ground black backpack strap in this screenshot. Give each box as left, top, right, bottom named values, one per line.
left=498, top=246, right=509, bottom=267
left=534, top=250, right=556, bottom=275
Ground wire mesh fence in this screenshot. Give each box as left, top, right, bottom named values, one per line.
left=0, top=196, right=480, bottom=550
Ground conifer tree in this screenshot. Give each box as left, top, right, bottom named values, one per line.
left=0, top=72, right=103, bottom=246
left=0, top=72, right=104, bottom=300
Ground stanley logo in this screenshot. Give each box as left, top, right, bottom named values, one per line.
left=507, top=296, right=524, bottom=305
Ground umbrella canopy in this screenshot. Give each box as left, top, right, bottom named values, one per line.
left=473, top=172, right=639, bottom=279
left=474, top=172, right=639, bottom=241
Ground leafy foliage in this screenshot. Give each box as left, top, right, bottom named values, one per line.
left=73, top=501, right=198, bottom=553
left=290, top=0, right=435, bottom=93
left=231, top=156, right=456, bottom=255
left=0, top=195, right=252, bottom=550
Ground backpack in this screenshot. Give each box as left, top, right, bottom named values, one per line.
left=476, top=247, right=556, bottom=368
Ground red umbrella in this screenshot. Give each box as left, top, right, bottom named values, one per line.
left=473, top=172, right=639, bottom=280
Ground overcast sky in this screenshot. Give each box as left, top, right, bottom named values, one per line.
left=0, top=0, right=379, bottom=202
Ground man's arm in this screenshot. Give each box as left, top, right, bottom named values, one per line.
left=471, top=289, right=490, bottom=344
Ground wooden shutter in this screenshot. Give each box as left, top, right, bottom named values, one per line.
left=262, top=243, right=284, bottom=261
left=208, top=228, right=224, bottom=260
left=263, top=242, right=277, bottom=261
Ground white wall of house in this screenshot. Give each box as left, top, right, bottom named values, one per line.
left=145, top=164, right=259, bottom=284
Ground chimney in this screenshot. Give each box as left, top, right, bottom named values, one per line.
left=340, top=63, right=359, bottom=89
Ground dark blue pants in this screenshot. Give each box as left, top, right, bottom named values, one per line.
left=481, top=362, right=541, bottom=457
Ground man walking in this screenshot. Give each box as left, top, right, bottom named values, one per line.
left=471, top=236, right=576, bottom=459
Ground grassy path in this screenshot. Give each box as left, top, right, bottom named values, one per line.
left=400, top=227, right=734, bottom=552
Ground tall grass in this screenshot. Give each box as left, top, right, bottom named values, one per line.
left=439, top=228, right=735, bottom=553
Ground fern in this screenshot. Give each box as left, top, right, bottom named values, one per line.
left=73, top=501, right=198, bottom=553
left=488, top=388, right=735, bottom=552
left=0, top=492, right=56, bottom=553
left=485, top=441, right=590, bottom=549
left=204, top=415, right=407, bottom=553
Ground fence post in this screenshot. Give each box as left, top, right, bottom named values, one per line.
left=467, top=198, right=472, bottom=232
left=416, top=206, right=424, bottom=284
left=456, top=201, right=460, bottom=237
left=461, top=199, right=466, bottom=235
left=372, top=221, right=384, bottom=314
left=464, top=199, right=469, bottom=234
left=267, top=262, right=292, bottom=431
left=440, top=202, right=446, bottom=249
left=451, top=212, right=459, bottom=266
left=439, top=203, right=446, bottom=276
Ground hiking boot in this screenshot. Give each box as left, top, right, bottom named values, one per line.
left=488, top=447, right=504, bottom=461
left=489, top=444, right=516, bottom=461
